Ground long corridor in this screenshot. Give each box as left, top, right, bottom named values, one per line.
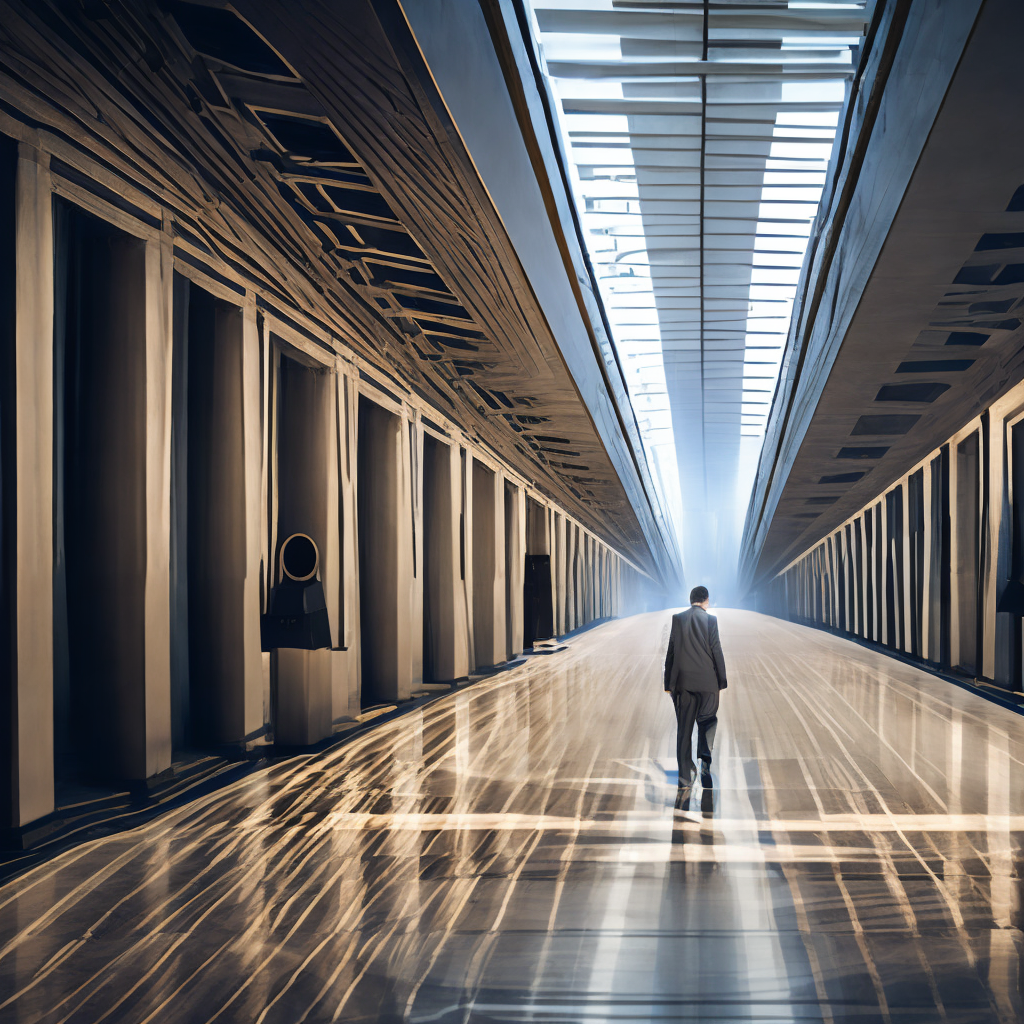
left=1, top=610, right=1023, bottom=1023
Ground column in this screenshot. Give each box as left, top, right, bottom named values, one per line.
left=553, top=513, right=566, bottom=636
left=239, top=298, right=265, bottom=739
left=10, top=142, right=54, bottom=826
left=335, top=369, right=360, bottom=713
left=408, top=412, right=424, bottom=688
left=507, top=483, right=526, bottom=658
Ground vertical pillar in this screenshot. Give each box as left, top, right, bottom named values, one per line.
left=827, top=541, right=836, bottom=626
left=834, top=532, right=843, bottom=629
left=875, top=503, right=884, bottom=643
left=983, top=416, right=999, bottom=680
left=810, top=548, right=817, bottom=622
left=566, top=524, right=577, bottom=632
left=949, top=446, right=962, bottom=669
left=512, top=484, right=526, bottom=657
left=587, top=539, right=593, bottom=618
left=824, top=543, right=831, bottom=624
left=879, top=497, right=890, bottom=647
left=589, top=536, right=597, bottom=622
left=841, top=532, right=848, bottom=630
left=182, top=290, right=262, bottom=748
left=10, top=143, right=54, bottom=825
left=553, top=513, right=565, bottom=636
left=397, top=408, right=416, bottom=692
left=582, top=533, right=588, bottom=625
left=420, top=430, right=469, bottom=683
left=408, top=412, right=423, bottom=688
left=838, top=530, right=848, bottom=631
left=603, top=552, right=611, bottom=619
left=827, top=536, right=835, bottom=622
left=811, top=550, right=818, bottom=621
left=465, top=451, right=476, bottom=670
left=258, top=316, right=273, bottom=723
left=901, top=483, right=912, bottom=654
left=451, top=443, right=471, bottom=679
left=581, top=533, right=590, bottom=624
left=489, top=470, right=507, bottom=666
left=468, top=455, right=505, bottom=669
left=921, top=459, right=933, bottom=662
left=140, top=230, right=173, bottom=777
left=994, top=423, right=1016, bottom=686
left=846, top=527, right=856, bottom=634
left=545, top=507, right=558, bottom=632
left=276, top=362, right=335, bottom=742
left=860, top=519, right=867, bottom=635
left=572, top=525, right=580, bottom=627
left=578, top=533, right=586, bottom=626
left=322, top=368, right=341, bottom=667
left=239, top=298, right=265, bottom=739
left=581, top=530, right=588, bottom=623
left=336, top=369, right=360, bottom=713
left=353, top=391, right=412, bottom=706
left=821, top=539, right=830, bottom=625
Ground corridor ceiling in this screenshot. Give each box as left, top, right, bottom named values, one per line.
left=524, top=0, right=870, bottom=592
left=740, top=0, right=1024, bottom=587
left=0, top=0, right=685, bottom=580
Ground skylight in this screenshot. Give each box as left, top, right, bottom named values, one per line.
left=524, top=0, right=870, bottom=593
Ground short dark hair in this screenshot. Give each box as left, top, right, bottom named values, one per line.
left=689, top=585, right=709, bottom=605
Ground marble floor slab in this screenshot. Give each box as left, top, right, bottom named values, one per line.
left=2, top=610, right=1024, bottom=1022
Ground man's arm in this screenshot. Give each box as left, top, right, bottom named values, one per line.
left=709, top=617, right=728, bottom=689
left=663, top=621, right=675, bottom=692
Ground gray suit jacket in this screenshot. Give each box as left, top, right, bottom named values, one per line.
left=663, top=606, right=728, bottom=694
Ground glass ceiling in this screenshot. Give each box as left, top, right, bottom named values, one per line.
left=524, top=0, right=871, bottom=595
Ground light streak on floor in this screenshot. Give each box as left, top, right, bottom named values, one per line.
left=1, top=610, right=1023, bottom=1022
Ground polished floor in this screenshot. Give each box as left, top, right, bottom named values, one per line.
left=2, top=610, right=1024, bottom=1023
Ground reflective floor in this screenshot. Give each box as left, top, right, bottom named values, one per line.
left=2, top=610, right=1024, bottom=1023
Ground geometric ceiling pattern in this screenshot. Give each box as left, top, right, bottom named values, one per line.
left=525, top=0, right=869, bottom=593
left=1, top=0, right=676, bottom=572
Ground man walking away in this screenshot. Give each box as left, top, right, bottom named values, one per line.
left=663, top=586, right=728, bottom=789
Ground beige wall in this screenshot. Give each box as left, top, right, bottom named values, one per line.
left=768, top=379, right=1024, bottom=692
left=0, top=136, right=654, bottom=831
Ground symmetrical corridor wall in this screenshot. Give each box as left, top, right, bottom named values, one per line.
left=757, top=379, right=1024, bottom=693
left=0, top=128, right=651, bottom=833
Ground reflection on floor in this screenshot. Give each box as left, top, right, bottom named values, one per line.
left=2, top=610, right=1023, bottom=1023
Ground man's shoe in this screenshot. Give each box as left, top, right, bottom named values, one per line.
left=700, top=787, right=715, bottom=814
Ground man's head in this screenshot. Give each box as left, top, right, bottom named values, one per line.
left=689, top=585, right=709, bottom=608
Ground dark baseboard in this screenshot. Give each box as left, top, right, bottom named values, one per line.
left=0, top=754, right=263, bottom=882
left=0, top=816, right=65, bottom=852
left=0, top=637, right=576, bottom=886
left=557, top=616, right=615, bottom=641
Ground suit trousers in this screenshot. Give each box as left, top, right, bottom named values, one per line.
left=673, top=689, right=719, bottom=784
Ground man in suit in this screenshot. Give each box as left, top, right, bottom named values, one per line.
left=664, top=585, right=728, bottom=788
